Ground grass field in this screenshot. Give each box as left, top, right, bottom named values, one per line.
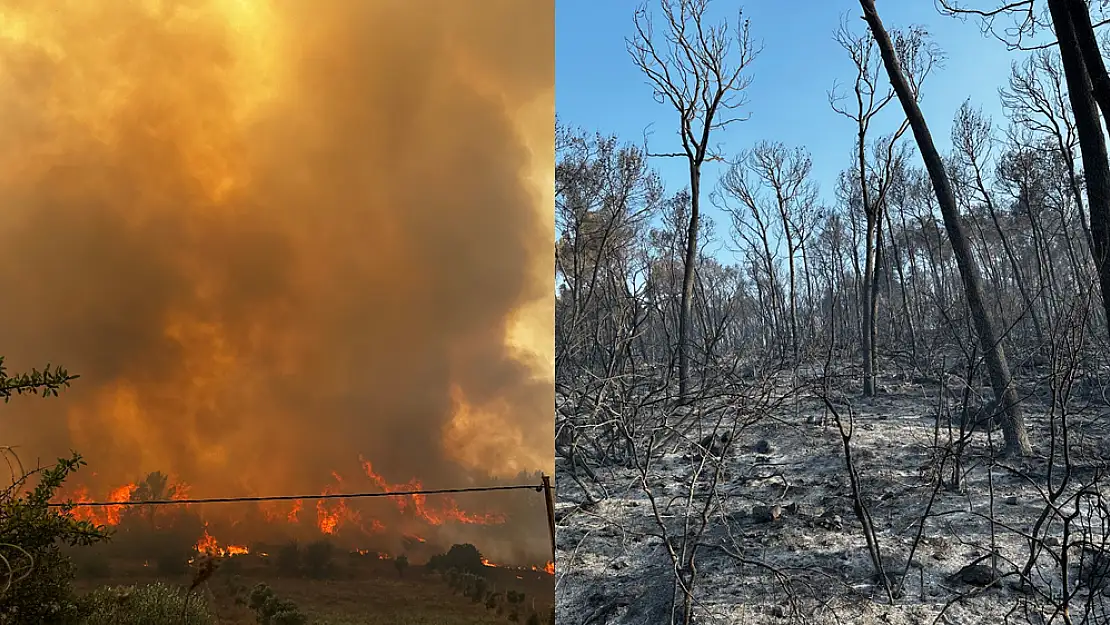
left=73, top=554, right=554, bottom=625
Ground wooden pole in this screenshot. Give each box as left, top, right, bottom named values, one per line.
left=542, top=474, right=556, bottom=566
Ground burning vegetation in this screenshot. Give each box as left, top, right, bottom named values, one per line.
left=0, top=0, right=554, bottom=571
left=56, top=465, right=549, bottom=570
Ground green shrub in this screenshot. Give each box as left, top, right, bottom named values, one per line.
left=247, top=583, right=306, bottom=625
left=0, top=450, right=110, bottom=625
left=0, top=359, right=108, bottom=624
left=79, top=583, right=213, bottom=625
left=0, top=547, right=84, bottom=625
left=247, top=582, right=275, bottom=609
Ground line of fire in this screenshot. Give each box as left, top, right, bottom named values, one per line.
left=52, top=460, right=554, bottom=577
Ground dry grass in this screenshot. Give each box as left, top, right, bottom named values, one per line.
left=72, top=555, right=554, bottom=625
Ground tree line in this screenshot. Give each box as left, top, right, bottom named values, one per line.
left=556, top=0, right=1110, bottom=462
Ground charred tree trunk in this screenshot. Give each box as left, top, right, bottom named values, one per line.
left=677, top=169, right=700, bottom=402
left=862, top=208, right=879, bottom=397
left=860, top=0, right=1032, bottom=456
left=1048, top=0, right=1110, bottom=340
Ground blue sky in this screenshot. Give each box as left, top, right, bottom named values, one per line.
left=556, top=0, right=1033, bottom=250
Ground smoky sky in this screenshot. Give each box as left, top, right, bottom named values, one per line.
left=0, top=0, right=554, bottom=512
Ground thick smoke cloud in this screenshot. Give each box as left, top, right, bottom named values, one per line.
left=0, top=0, right=554, bottom=540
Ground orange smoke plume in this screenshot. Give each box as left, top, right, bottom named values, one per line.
left=0, top=0, right=554, bottom=564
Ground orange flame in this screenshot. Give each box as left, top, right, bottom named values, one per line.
left=57, top=454, right=515, bottom=558
left=361, top=459, right=505, bottom=526
left=315, top=476, right=365, bottom=535
left=317, top=497, right=340, bottom=535
left=66, top=483, right=138, bottom=526
left=196, top=529, right=218, bottom=554
left=354, top=549, right=391, bottom=559
left=106, top=483, right=139, bottom=524
left=169, top=481, right=192, bottom=501
left=194, top=527, right=249, bottom=557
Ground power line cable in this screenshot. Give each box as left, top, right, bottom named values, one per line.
left=46, top=483, right=544, bottom=508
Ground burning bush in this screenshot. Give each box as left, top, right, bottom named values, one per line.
left=80, top=482, right=208, bottom=580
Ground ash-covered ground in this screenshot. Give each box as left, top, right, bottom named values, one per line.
left=555, top=372, right=1110, bottom=625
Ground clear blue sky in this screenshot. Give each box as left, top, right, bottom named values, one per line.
left=556, top=0, right=1031, bottom=251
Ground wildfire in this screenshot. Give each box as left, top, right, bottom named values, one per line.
left=353, top=549, right=392, bottom=560
left=66, top=483, right=138, bottom=526
left=315, top=475, right=367, bottom=535
left=361, top=458, right=506, bottom=526
left=483, top=559, right=554, bottom=574
left=194, top=527, right=249, bottom=557
left=317, top=497, right=340, bottom=535
left=170, top=482, right=193, bottom=501
left=1, top=0, right=552, bottom=593
left=56, top=456, right=518, bottom=563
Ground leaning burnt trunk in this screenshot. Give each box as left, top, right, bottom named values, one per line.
left=859, top=0, right=1032, bottom=456
left=1046, top=0, right=1110, bottom=337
